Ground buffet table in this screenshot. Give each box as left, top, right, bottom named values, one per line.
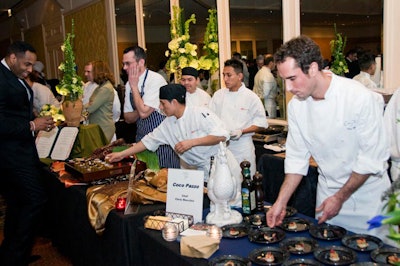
left=44, top=171, right=165, bottom=266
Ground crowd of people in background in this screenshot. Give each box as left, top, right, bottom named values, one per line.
left=1, top=35, right=396, bottom=265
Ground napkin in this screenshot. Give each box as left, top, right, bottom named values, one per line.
left=180, top=235, right=220, bottom=259
left=264, top=144, right=285, bottom=152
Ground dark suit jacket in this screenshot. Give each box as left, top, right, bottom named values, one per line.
left=0, top=61, right=40, bottom=169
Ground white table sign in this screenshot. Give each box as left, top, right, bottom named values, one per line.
left=166, top=169, right=204, bottom=223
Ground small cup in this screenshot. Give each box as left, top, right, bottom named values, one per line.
left=206, top=225, right=222, bottom=240
left=162, top=222, right=178, bottom=242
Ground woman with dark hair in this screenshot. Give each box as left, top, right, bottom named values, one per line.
left=85, top=60, right=116, bottom=142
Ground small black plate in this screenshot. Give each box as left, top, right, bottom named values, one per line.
left=309, top=224, right=347, bottom=240
left=350, top=262, right=390, bottom=266
left=221, top=223, right=249, bottom=239
left=243, top=213, right=266, bottom=227
left=371, top=247, right=400, bottom=265
left=282, top=258, right=323, bottom=266
left=248, top=246, right=289, bottom=265
left=281, top=217, right=311, bottom=232
left=248, top=226, right=286, bottom=244
left=279, top=237, right=318, bottom=255
left=341, top=234, right=383, bottom=252
left=314, top=245, right=357, bottom=265
left=208, top=254, right=251, bottom=266
left=264, top=206, right=297, bottom=218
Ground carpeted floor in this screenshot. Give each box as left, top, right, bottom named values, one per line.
left=0, top=195, right=72, bottom=265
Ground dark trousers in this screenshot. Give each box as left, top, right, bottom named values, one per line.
left=0, top=166, right=47, bottom=266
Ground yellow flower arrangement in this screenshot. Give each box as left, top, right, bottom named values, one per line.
left=199, top=9, right=219, bottom=75
left=39, top=104, right=65, bottom=126
left=165, top=6, right=199, bottom=74
left=329, top=24, right=349, bottom=76
left=56, top=20, right=83, bottom=101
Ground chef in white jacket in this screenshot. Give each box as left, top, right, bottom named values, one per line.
left=266, top=36, right=390, bottom=240
left=209, top=59, right=268, bottom=177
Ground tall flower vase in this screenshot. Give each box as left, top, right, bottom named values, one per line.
left=62, top=96, right=83, bottom=127
left=173, top=69, right=182, bottom=84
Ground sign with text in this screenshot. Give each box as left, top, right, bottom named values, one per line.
left=166, top=169, right=204, bottom=223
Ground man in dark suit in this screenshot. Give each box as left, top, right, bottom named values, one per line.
left=0, top=41, right=55, bottom=265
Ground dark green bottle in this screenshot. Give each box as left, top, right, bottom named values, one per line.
left=240, top=160, right=255, bottom=215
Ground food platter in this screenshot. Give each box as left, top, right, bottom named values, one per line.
left=221, top=223, right=249, bottom=239
left=264, top=205, right=297, bottom=218
left=309, top=224, right=347, bottom=240
left=371, top=247, right=400, bottom=265
left=341, top=234, right=383, bottom=252
left=281, top=217, right=311, bottom=232
left=248, top=226, right=286, bottom=244
left=279, top=237, right=318, bottom=255
left=248, top=246, right=289, bottom=266
left=313, top=245, right=357, bottom=265
left=208, top=254, right=251, bottom=266
left=282, top=258, right=323, bottom=266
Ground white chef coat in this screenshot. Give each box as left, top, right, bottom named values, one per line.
left=253, top=66, right=278, bottom=118
left=123, top=69, right=166, bottom=113
left=384, top=87, right=400, bottom=181
left=141, top=106, right=238, bottom=181
left=285, top=73, right=390, bottom=237
left=353, top=71, right=378, bottom=90
left=186, top=87, right=211, bottom=108
left=209, top=84, right=268, bottom=176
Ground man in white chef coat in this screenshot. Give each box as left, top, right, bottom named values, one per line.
left=266, top=35, right=391, bottom=239
left=106, top=84, right=241, bottom=196
left=209, top=59, right=268, bottom=177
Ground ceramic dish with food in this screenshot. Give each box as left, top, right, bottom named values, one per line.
left=309, top=223, right=347, bottom=240
left=341, top=234, right=383, bottom=252
left=371, top=247, right=400, bottom=265
left=208, top=254, right=251, bottom=266
left=221, top=223, right=249, bottom=239
left=313, top=245, right=357, bottom=265
left=282, top=258, right=323, bottom=266
left=279, top=237, right=318, bottom=255
left=281, top=217, right=311, bottom=232
left=243, top=213, right=266, bottom=227
left=248, top=226, right=286, bottom=244
left=248, top=246, right=289, bottom=266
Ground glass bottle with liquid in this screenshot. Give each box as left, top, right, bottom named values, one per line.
left=240, top=160, right=255, bottom=215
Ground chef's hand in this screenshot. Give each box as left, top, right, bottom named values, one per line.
left=105, top=152, right=124, bottom=163
left=315, top=195, right=342, bottom=224
left=266, top=202, right=286, bottom=228
left=230, top=129, right=242, bottom=141
left=175, top=140, right=193, bottom=154
left=33, top=115, right=55, bottom=132
left=127, top=65, right=140, bottom=90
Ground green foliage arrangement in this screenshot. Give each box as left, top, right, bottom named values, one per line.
left=329, top=24, right=349, bottom=76
left=199, top=9, right=219, bottom=75
left=56, top=19, right=83, bottom=101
